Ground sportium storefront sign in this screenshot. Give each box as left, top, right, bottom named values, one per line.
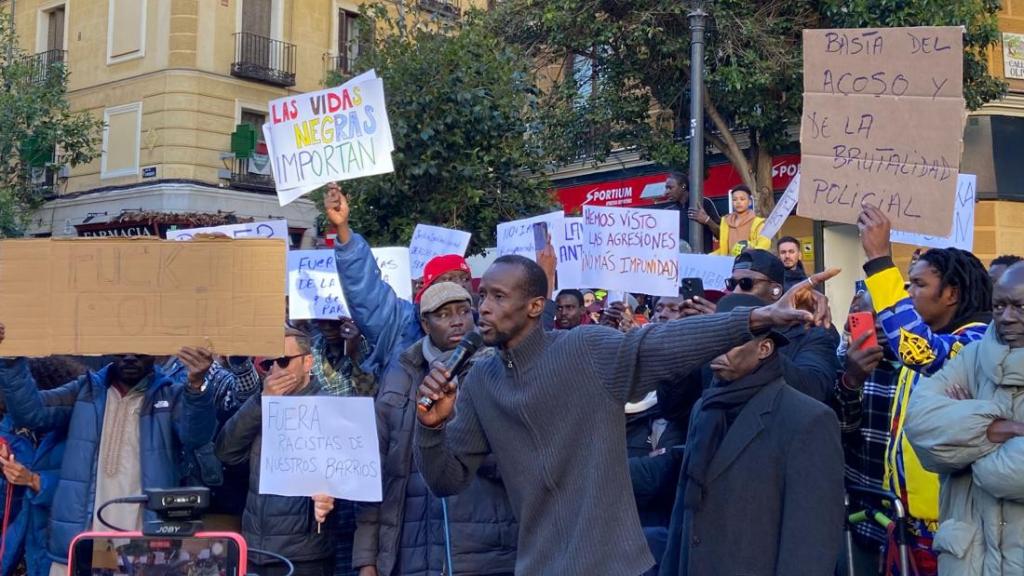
left=554, top=154, right=801, bottom=214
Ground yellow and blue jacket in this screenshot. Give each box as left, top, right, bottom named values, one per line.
left=864, top=257, right=988, bottom=527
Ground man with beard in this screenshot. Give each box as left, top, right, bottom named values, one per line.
left=0, top=326, right=216, bottom=576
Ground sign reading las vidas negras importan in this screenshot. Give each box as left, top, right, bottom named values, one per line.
left=264, top=70, right=395, bottom=206
left=798, top=27, right=966, bottom=236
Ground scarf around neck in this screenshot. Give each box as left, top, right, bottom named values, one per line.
left=681, top=353, right=782, bottom=511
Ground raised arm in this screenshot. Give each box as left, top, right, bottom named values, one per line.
left=326, top=189, right=417, bottom=376
left=214, top=392, right=262, bottom=466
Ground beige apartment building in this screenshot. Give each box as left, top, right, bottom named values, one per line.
left=3, top=0, right=475, bottom=243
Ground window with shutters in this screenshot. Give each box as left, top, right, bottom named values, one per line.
left=101, top=103, right=142, bottom=179
left=107, top=0, right=147, bottom=64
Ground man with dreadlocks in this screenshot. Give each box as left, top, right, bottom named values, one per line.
left=857, top=206, right=992, bottom=574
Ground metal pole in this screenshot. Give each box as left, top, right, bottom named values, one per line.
left=687, top=8, right=707, bottom=253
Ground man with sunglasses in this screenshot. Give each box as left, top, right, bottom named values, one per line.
left=354, top=282, right=517, bottom=576
left=216, top=327, right=337, bottom=576
left=723, top=250, right=839, bottom=404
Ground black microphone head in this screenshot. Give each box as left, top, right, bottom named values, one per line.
left=459, top=331, right=484, bottom=354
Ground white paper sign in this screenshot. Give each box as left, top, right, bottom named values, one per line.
left=677, top=254, right=736, bottom=293
left=166, top=220, right=290, bottom=243
left=581, top=206, right=680, bottom=297
left=372, top=247, right=413, bottom=302
left=288, top=250, right=350, bottom=320
left=259, top=396, right=382, bottom=502
left=891, top=174, right=977, bottom=252
left=496, top=211, right=565, bottom=261
left=265, top=71, right=395, bottom=206
left=760, top=174, right=800, bottom=240
left=409, top=225, right=472, bottom=278
left=556, top=217, right=584, bottom=291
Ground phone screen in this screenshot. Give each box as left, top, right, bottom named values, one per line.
left=72, top=536, right=240, bottom=576
left=532, top=222, right=548, bottom=252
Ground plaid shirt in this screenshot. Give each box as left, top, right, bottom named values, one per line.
left=311, top=333, right=376, bottom=397
left=833, top=357, right=899, bottom=546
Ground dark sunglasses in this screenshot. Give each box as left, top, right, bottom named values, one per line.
left=725, top=277, right=771, bottom=292
left=258, top=353, right=310, bottom=372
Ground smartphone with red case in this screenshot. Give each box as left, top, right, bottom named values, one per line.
left=69, top=532, right=247, bottom=576
left=848, top=311, right=879, bottom=350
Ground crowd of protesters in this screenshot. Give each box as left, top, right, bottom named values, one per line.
left=0, top=174, right=1022, bottom=576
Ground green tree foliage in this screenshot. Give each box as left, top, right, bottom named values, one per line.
left=489, top=0, right=1006, bottom=215
left=323, top=3, right=553, bottom=255
left=0, top=12, right=103, bottom=236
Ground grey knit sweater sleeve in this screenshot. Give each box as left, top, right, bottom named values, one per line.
left=414, top=378, right=491, bottom=497
left=589, top=308, right=756, bottom=404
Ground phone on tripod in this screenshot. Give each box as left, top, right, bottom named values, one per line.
left=69, top=532, right=247, bottom=576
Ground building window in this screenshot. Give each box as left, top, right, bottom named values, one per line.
left=101, top=102, right=142, bottom=179
left=45, top=4, right=65, bottom=51
left=337, top=9, right=359, bottom=73
left=107, top=0, right=147, bottom=64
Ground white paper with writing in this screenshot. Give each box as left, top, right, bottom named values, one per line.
left=496, top=211, right=565, bottom=261
left=167, top=220, right=290, bottom=243
left=260, top=396, right=382, bottom=502
left=890, top=174, right=976, bottom=252
left=760, top=174, right=801, bottom=240
left=581, top=206, right=680, bottom=297
left=409, top=225, right=472, bottom=278
left=288, top=249, right=350, bottom=320
left=556, top=217, right=585, bottom=291
left=677, top=254, right=737, bottom=294
left=372, top=247, right=413, bottom=302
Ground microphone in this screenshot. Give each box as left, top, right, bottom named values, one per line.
left=417, top=331, right=484, bottom=412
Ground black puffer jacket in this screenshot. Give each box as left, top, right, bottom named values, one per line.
left=215, top=383, right=334, bottom=565
left=353, top=339, right=518, bottom=576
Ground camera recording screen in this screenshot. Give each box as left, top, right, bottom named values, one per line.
left=72, top=537, right=240, bottom=576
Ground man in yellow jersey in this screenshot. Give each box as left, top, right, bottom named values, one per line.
left=857, top=206, right=993, bottom=573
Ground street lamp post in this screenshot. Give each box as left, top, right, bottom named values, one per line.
left=687, top=7, right=707, bottom=253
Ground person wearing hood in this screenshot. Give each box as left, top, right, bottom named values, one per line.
left=858, top=206, right=993, bottom=573
left=353, top=282, right=517, bottom=576
left=660, top=293, right=844, bottom=575
left=777, top=236, right=810, bottom=292
left=905, top=262, right=1024, bottom=575
left=713, top=185, right=771, bottom=256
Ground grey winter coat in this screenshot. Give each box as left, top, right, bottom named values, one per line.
left=905, top=324, right=1024, bottom=576
left=353, top=338, right=517, bottom=576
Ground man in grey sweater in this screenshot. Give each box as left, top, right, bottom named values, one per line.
left=415, top=255, right=837, bottom=575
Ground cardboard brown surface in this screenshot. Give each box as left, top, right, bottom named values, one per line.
left=0, top=238, right=286, bottom=357
left=797, top=27, right=966, bottom=236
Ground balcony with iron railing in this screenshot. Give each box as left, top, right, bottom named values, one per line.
left=324, top=53, right=357, bottom=78
left=229, top=157, right=276, bottom=193
left=418, top=0, right=461, bottom=18
left=27, top=49, right=67, bottom=84
left=231, top=32, right=296, bottom=87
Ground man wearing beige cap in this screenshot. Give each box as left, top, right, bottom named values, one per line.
left=353, top=282, right=517, bottom=576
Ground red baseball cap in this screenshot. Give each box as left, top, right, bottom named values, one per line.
left=414, top=254, right=471, bottom=303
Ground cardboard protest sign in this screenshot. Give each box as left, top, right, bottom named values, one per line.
left=288, top=250, right=349, bottom=320
left=265, top=70, right=395, bottom=206
left=677, top=254, right=737, bottom=293
left=798, top=27, right=966, bottom=236
left=372, top=247, right=413, bottom=302
left=0, top=238, right=285, bottom=357
left=260, top=396, right=382, bottom=502
left=409, top=224, right=471, bottom=278
left=581, top=206, right=680, bottom=297
left=556, top=217, right=584, bottom=291
left=891, top=174, right=976, bottom=251
left=760, top=174, right=801, bottom=240
left=166, top=220, right=290, bottom=243
left=496, top=211, right=565, bottom=261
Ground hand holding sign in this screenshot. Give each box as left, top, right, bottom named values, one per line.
left=857, top=206, right=893, bottom=261
left=324, top=184, right=351, bottom=244
left=177, top=346, right=215, bottom=390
